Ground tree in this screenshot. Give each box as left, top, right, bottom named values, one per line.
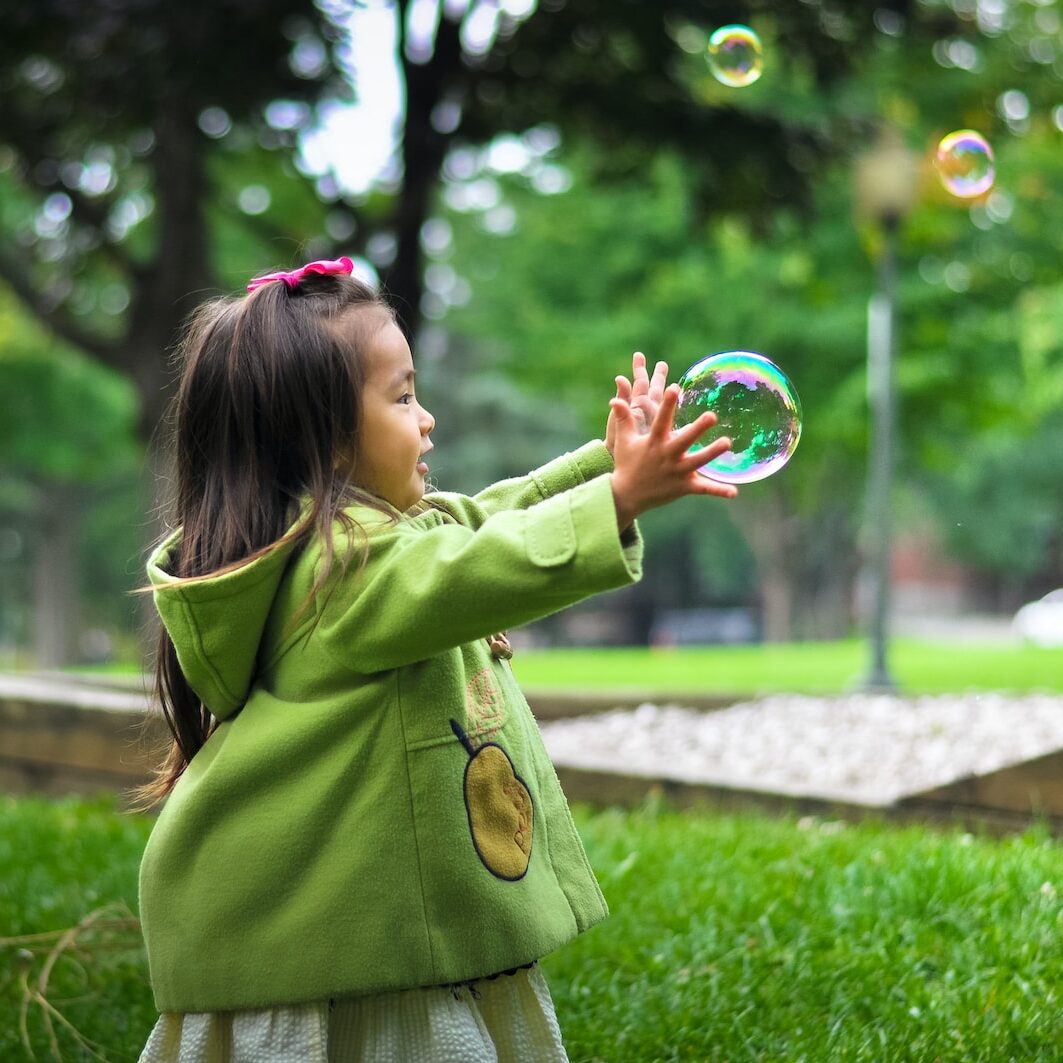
left=435, top=147, right=870, bottom=638
left=380, top=0, right=915, bottom=332
left=0, top=289, right=140, bottom=665
left=0, top=0, right=350, bottom=438
left=0, top=0, right=928, bottom=661
left=426, top=1, right=1063, bottom=638
left=0, top=0, right=352, bottom=662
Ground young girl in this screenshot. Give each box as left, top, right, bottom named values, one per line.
left=136, top=256, right=736, bottom=1062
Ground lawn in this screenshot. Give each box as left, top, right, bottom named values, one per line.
left=1, top=795, right=1060, bottom=1061
left=510, top=639, right=1063, bottom=697
left=66, top=639, right=1062, bottom=698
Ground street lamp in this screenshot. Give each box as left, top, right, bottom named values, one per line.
left=853, top=127, right=920, bottom=694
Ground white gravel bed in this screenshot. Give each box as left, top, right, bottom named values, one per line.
left=538, top=693, right=1063, bottom=807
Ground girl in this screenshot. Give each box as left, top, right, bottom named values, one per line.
left=136, top=256, right=736, bottom=1062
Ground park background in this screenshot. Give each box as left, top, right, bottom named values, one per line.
left=1, top=1, right=1062, bottom=1061
left=2, top=0, right=1063, bottom=668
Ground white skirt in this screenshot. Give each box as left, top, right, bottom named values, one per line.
left=139, top=964, right=569, bottom=1063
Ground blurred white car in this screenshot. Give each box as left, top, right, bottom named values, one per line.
left=1012, top=589, right=1063, bottom=647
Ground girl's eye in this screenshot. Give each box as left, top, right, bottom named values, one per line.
left=399, top=393, right=413, bottom=405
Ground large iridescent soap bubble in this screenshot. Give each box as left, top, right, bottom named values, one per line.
left=675, top=352, right=802, bottom=484
left=935, top=130, right=995, bottom=199
left=707, top=25, right=763, bottom=88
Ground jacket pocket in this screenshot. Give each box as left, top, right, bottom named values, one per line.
left=524, top=495, right=576, bottom=568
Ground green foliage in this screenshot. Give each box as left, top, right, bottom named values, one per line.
left=461, top=1, right=914, bottom=222
left=436, top=147, right=877, bottom=632
left=0, top=0, right=338, bottom=300
left=416, top=333, right=591, bottom=496
left=0, top=287, right=143, bottom=656
left=925, top=416, right=1063, bottom=577
left=433, top=3, right=1063, bottom=612
left=79, top=476, right=154, bottom=638
left=206, top=145, right=340, bottom=288
left=6, top=0, right=1063, bottom=653
left=0, top=290, right=139, bottom=484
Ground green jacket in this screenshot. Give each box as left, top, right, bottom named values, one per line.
left=139, top=441, right=642, bottom=1013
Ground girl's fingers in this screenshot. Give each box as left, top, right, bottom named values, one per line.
left=649, top=384, right=681, bottom=440
left=632, top=351, right=649, bottom=396
left=615, top=375, right=632, bottom=401
left=690, top=476, right=739, bottom=499
left=680, top=436, right=731, bottom=471
left=650, top=360, right=668, bottom=400
left=633, top=400, right=655, bottom=429
left=609, top=398, right=633, bottom=432
left=671, top=408, right=719, bottom=450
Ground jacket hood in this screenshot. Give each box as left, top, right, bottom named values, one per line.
left=146, top=528, right=305, bottom=721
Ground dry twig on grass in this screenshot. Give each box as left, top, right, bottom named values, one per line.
left=0, top=903, right=143, bottom=1062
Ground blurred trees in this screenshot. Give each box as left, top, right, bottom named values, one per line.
left=0, top=289, right=140, bottom=664
left=0, top=0, right=912, bottom=661
left=386, top=0, right=912, bottom=328
left=430, top=147, right=870, bottom=638
left=0, top=0, right=346, bottom=438
left=0, top=0, right=908, bottom=433
left=427, top=0, right=1063, bottom=637
left=3, top=0, right=1063, bottom=657
left=0, top=0, right=346, bottom=662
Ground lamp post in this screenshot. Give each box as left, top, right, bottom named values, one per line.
left=853, top=128, right=920, bottom=694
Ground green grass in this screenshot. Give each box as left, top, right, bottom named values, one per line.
left=511, top=639, right=1063, bottom=696
left=2, top=795, right=1061, bottom=1061
left=550, top=803, right=1063, bottom=1062
left=57, top=638, right=1063, bottom=697
left=0, top=796, right=156, bottom=1061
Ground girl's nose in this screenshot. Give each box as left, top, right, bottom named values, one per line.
left=419, top=405, right=435, bottom=435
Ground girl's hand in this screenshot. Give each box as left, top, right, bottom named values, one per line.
left=605, top=352, right=669, bottom=455
left=609, top=383, right=738, bottom=533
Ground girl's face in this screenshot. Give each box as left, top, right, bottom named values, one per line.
left=350, top=320, right=435, bottom=511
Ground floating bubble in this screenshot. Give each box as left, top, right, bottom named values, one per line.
left=935, top=130, right=995, bottom=199
left=707, top=25, right=763, bottom=88
left=675, top=352, right=802, bottom=484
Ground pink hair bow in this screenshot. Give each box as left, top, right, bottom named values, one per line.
left=247, top=256, right=355, bottom=293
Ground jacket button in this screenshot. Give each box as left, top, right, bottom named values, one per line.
left=487, top=633, right=513, bottom=660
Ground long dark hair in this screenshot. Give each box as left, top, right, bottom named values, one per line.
left=133, top=270, right=395, bottom=808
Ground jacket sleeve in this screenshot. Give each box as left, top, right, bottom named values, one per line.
left=426, top=440, right=614, bottom=530
left=315, top=473, right=642, bottom=673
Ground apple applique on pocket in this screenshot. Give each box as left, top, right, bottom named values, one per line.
left=450, top=719, right=533, bottom=881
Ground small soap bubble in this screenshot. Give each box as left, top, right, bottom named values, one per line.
left=935, top=130, right=995, bottom=199
left=675, top=352, right=802, bottom=484
left=707, top=25, right=763, bottom=88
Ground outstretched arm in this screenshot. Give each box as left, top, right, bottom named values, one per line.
left=428, top=440, right=615, bottom=529
left=318, top=475, right=641, bottom=672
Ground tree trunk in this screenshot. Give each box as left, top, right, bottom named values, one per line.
left=129, top=425, right=181, bottom=670
left=735, top=488, right=861, bottom=642
left=384, top=11, right=465, bottom=337
left=759, top=558, right=795, bottom=643
left=32, top=482, right=80, bottom=669
left=123, top=91, right=212, bottom=441
left=31, top=92, right=211, bottom=677
left=737, top=493, right=799, bottom=642
left=119, top=92, right=210, bottom=672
